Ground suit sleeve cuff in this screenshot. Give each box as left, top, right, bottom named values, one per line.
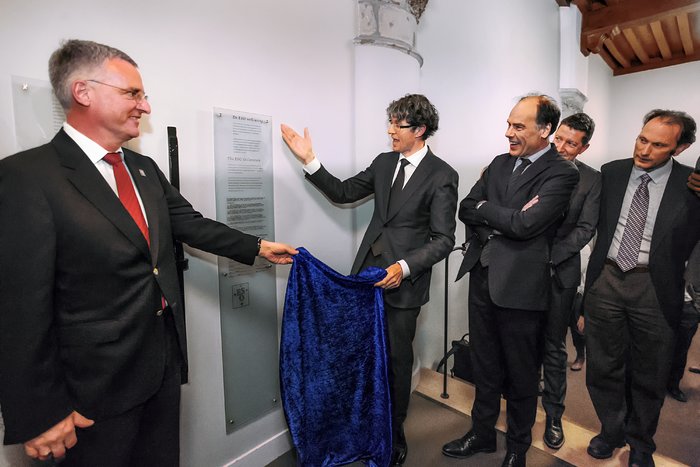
left=397, top=259, right=410, bottom=279
left=303, top=158, right=321, bottom=175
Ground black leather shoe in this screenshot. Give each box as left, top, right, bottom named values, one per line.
left=543, top=416, right=564, bottom=449
left=441, top=430, right=496, bottom=458
left=587, top=434, right=624, bottom=459
left=390, top=442, right=407, bottom=465
left=667, top=386, right=687, bottom=402
left=501, top=451, right=526, bottom=467
left=629, top=449, right=655, bottom=467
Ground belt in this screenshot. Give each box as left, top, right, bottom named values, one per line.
left=605, top=258, right=649, bottom=273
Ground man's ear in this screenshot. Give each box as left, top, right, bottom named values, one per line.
left=72, top=80, right=91, bottom=107
left=578, top=143, right=591, bottom=155
left=671, top=143, right=691, bottom=157
left=539, top=123, right=552, bottom=139
left=413, top=125, right=426, bottom=139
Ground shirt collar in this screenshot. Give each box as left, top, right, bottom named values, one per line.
left=522, top=144, right=551, bottom=165
left=631, top=157, right=673, bottom=184
left=401, top=144, right=429, bottom=167
left=63, top=122, right=123, bottom=163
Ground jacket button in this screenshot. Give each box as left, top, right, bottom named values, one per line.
left=156, top=309, right=164, bottom=316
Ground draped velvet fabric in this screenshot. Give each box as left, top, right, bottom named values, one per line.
left=280, top=248, right=391, bottom=467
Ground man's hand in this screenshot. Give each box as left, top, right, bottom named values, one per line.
left=280, top=124, right=316, bottom=165
left=258, top=240, right=298, bottom=264
left=374, top=263, right=404, bottom=289
left=577, top=315, right=585, bottom=335
left=687, top=171, right=700, bottom=197
left=521, top=195, right=539, bottom=212
left=23, top=411, right=94, bottom=461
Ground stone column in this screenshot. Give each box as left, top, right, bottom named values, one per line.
left=353, top=0, right=428, bottom=390
left=559, top=5, right=589, bottom=118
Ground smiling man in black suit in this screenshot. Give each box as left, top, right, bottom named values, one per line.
left=281, top=94, right=458, bottom=465
left=541, top=112, right=601, bottom=450
left=444, top=94, right=579, bottom=467
left=0, top=39, right=296, bottom=466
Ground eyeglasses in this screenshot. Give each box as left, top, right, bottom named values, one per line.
left=87, top=79, right=149, bottom=102
left=388, top=122, right=415, bottom=130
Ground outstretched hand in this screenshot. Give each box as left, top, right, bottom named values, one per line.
left=258, top=240, right=298, bottom=265
left=24, top=411, right=94, bottom=461
left=280, top=124, right=316, bottom=165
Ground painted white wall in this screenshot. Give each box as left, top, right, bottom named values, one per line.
left=414, top=0, right=563, bottom=371
left=0, top=1, right=356, bottom=466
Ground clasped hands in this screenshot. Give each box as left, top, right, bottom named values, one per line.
left=23, top=411, right=94, bottom=462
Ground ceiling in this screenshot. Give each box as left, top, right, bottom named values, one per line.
left=557, top=0, right=700, bottom=75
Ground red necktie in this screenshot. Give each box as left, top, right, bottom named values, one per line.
left=103, top=152, right=150, bottom=245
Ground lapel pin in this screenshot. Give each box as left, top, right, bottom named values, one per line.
left=139, top=169, right=146, bottom=177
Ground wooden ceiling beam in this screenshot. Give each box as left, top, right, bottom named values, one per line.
left=582, top=0, right=700, bottom=36
left=603, top=36, right=631, bottom=68
left=676, top=13, right=695, bottom=55
left=622, top=27, right=651, bottom=63
left=613, top=49, right=700, bottom=75
left=650, top=20, right=673, bottom=59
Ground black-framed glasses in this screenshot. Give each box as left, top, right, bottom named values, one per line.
left=87, top=79, right=148, bottom=102
left=388, top=122, right=415, bottom=130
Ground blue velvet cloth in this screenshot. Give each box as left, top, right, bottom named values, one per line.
left=280, top=248, right=392, bottom=467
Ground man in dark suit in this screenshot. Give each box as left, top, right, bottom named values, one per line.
left=583, top=110, right=699, bottom=467
left=281, top=94, right=458, bottom=465
left=541, top=113, right=601, bottom=449
left=0, top=40, right=296, bottom=466
left=443, top=95, right=579, bottom=467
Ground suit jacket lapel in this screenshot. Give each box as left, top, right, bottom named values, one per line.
left=386, top=150, right=435, bottom=220
left=603, top=161, right=632, bottom=247
left=650, top=160, right=687, bottom=257
left=506, top=146, right=556, bottom=196
left=379, top=153, right=400, bottom=221
left=52, top=130, right=151, bottom=260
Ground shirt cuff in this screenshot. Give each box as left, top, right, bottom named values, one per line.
left=476, top=200, right=487, bottom=209
left=397, top=260, right=410, bottom=279
left=303, top=158, right=321, bottom=175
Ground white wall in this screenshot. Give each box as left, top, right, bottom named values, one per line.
left=0, top=1, right=357, bottom=466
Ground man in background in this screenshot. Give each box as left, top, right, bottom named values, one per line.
left=583, top=110, right=699, bottom=467
left=0, top=39, right=296, bottom=466
left=541, top=113, right=601, bottom=450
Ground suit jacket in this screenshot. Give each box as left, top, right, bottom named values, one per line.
left=585, top=158, right=700, bottom=326
left=306, top=148, right=458, bottom=308
left=550, top=160, right=601, bottom=289
left=0, top=130, right=258, bottom=444
left=458, top=145, right=579, bottom=311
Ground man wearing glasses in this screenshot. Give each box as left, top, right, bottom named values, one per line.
left=281, top=94, right=458, bottom=465
left=0, top=39, right=297, bottom=466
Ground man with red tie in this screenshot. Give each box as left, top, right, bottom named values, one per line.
left=0, top=39, right=296, bottom=466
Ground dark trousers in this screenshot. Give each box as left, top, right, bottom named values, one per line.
left=468, top=264, right=545, bottom=454
left=585, top=264, right=674, bottom=455
left=63, top=312, right=182, bottom=467
left=360, top=250, right=420, bottom=441
left=385, top=303, right=420, bottom=441
left=667, top=300, right=699, bottom=389
left=542, top=283, right=577, bottom=419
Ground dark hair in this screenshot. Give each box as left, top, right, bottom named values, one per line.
left=386, top=94, right=439, bottom=140
left=560, top=112, right=596, bottom=146
left=643, top=109, right=697, bottom=146
left=519, top=93, right=560, bottom=138
left=49, top=39, right=137, bottom=110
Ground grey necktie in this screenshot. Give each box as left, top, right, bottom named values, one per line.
left=616, top=173, right=652, bottom=272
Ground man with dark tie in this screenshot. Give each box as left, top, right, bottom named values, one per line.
left=541, top=113, right=601, bottom=450
left=583, top=110, right=699, bottom=467
left=281, top=94, right=458, bottom=465
left=443, top=94, right=579, bottom=467
left=0, top=39, right=296, bottom=466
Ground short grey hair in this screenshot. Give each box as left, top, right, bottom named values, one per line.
left=49, top=39, right=137, bottom=110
